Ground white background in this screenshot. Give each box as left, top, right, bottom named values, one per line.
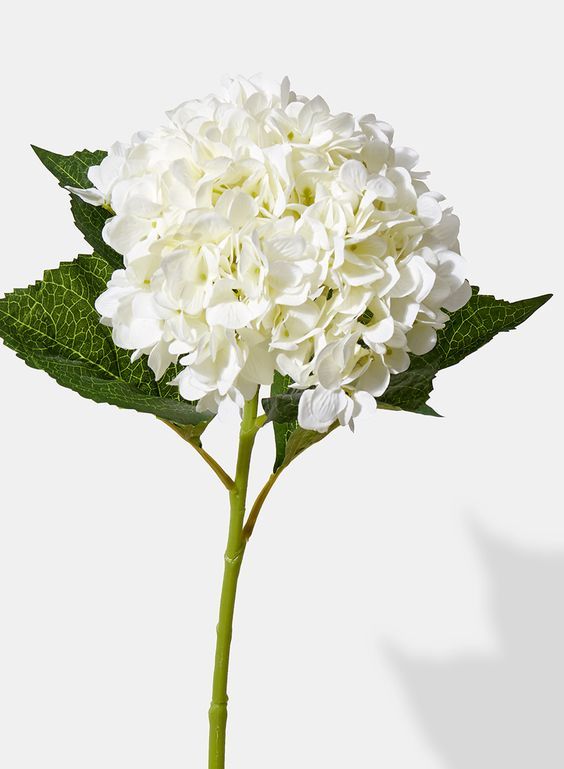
left=1, top=2, right=563, bottom=767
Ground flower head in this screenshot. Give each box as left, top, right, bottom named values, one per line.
left=72, top=75, right=471, bottom=431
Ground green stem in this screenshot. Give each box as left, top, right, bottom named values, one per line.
left=162, top=419, right=234, bottom=490
left=242, top=471, right=280, bottom=541
left=208, top=392, right=259, bottom=769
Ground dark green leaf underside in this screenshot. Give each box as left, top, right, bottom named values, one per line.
left=262, top=390, right=301, bottom=423
left=0, top=254, right=213, bottom=426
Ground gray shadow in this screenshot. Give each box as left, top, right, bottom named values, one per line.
left=388, top=527, right=564, bottom=768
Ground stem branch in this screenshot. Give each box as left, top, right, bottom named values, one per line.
left=190, top=441, right=235, bottom=491
left=242, top=471, right=280, bottom=541
left=162, top=420, right=235, bottom=490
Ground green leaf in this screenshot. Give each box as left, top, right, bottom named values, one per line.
left=379, top=287, right=552, bottom=413
left=0, top=254, right=213, bottom=427
left=32, top=146, right=122, bottom=270
left=31, top=146, right=106, bottom=188
left=378, top=401, right=443, bottom=417
left=69, top=197, right=121, bottom=269
left=262, top=390, right=301, bottom=424
left=263, top=288, right=552, bottom=431
left=263, top=372, right=337, bottom=472
left=267, top=371, right=298, bottom=472
left=277, top=423, right=338, bottom=472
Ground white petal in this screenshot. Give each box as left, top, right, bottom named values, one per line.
left=385, top=348, right=410, bottom=374
left=393, top=146, right=419, bottom=170
left=391, top=297, right=420, bottom=327
left=131, top=292, right=160, bottom=319
left=176, top=371, right=209, bottom=402
left=337, top=393, right=356, bottom=427
left=266, top=236, right=306, bottom=262
left=427, top=212, right=460, bottom=249
left=297, top=386, right=346, bottom=433
left=241, top=345, right=275, bottom=385
left=363, top=316, right=394, bottom=346
left=215, top=189, right=258, bottom=228
left=339, top=160, right=368, bottom=193
left=317, top=350, right=343, bottom=390
left=352, top=390, right=378, bottom=418
left=67, top=186, right=105, bottom=206
left=356, top=358, right=390, bottom=396
left=406, top=324, right=437, bottom=355
left=103, top=216, right=151, bottom=256
left=417, top=194, right=443, bottom=227
left=94, top=284, right=129, bottom=319
left=148, top=342, right=176, bottom=379
left=113, top=318, right=162, bottom=350
left=443, top=280, right=472, bottom=312
left=360, top=138, right=390, bottom=173
left=206, top=300, right=254, bottom=329
left=366, top=176, right=397, bottom=201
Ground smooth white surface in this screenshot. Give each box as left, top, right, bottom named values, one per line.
left=0, top=2, right=562, bottom=767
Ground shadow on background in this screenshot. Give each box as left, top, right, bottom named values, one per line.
left=388, top=528, right=564, bottom=768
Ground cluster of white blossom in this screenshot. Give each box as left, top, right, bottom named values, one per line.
left=71, top=75, right=471, bottom=432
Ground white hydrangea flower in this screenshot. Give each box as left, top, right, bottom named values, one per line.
left=72, top=75, right=471, bottom=432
